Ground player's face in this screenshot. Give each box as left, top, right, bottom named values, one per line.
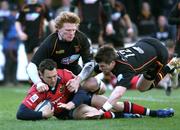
left=98, top=61, right=115, bottom=74
left=58, top=23, right=78, bottom=42
left=41, top=68, right=58, bottom=87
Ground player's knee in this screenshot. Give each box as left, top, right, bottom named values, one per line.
left=96, top=80, right=106, bottom=94
left=82, top=77, right=106, bottom=94
left=136, top=83, right=153, bottom=92
left=137, top=86, right=147, bottom=92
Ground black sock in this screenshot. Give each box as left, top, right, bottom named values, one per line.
left=149, top=110, right=157, bottom=117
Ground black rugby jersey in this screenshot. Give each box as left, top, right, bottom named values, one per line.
left=70, top=0, right=112, bottom=23
left=16, top=3, right=53, bottom=39
left=32, top=30, right=93, bottom=74
left=96, top=38, right=168, bottom=88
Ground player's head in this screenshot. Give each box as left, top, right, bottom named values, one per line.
left=39, top=59, right=58, bottom=87
left=95, top=45, right=117, bottom=73
left=55, top=11, right=80, bottom=42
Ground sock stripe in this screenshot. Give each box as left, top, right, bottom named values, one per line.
left=146, top=108, right=150, bottom=115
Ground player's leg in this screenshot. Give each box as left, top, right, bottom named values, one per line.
left=136, top=38, right=171, bottom=91
left=81, top=77, right=106, bottom=94
left=92, top=95, right=174, bottom=118
left=91, top=95, right=141, bottom=118
left=72, top=104, right=100, bottom=119
left=136, top=59, right=165, bottom=91
left=150, top=57, right=180, bottom=92
left=120, top=100, right=174, bottom=118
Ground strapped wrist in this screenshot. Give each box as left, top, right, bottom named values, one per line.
left=101, top=101, right=113, bottom=112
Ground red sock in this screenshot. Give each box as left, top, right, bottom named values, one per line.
left=123, top=101, right=147, bottom=115
left=101, top=111, right=115, bottom=119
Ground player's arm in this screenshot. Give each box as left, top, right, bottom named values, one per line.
left=26, top=36, right=55, bottom=92
left=58, top=88, right=92, bottom=110
left=123, top=14, right=134, bottom=36
left=16, top=104, right=53, bottom=120
left=16, top=104, right=43, bottom=120
left=48, top=20, right=56, bottom=32
left=15, top=21, right=28, bottom=41
left=102, top=86, right=127, bottom=111
left=26, top=62, right=49, bottom=92
left=66, top=61, right=96, bottom=92
left=101, top=0, right=114, bottom=35
left=66, top=32, right=96, bottom=92
left=43, top=4, right=56, bottom=32
left=78, top=61, right=96, bottom=82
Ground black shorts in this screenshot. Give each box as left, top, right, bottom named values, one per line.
left=137, top=37, right=169, bottom=65
left=137, top=38, right=169, bottom=79
left=24, top=38, right=42, bottom=53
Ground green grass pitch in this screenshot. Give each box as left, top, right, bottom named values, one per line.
left=0, top=84, right=180, bottom=130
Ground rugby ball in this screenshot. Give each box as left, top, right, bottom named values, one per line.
left=35, top=100, right=52, bottom=112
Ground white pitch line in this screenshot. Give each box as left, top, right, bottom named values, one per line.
left=121, top=96, right=180, bottom=102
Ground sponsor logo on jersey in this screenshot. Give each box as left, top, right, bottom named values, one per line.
left=25, top=13, right=40, bottom=21
left=61, top=54, right=80, bottom=64
left=30, top=94, right=39, bottom=103
left=132, top=47, right=144, bottom=54
left=84, top=0, right=98, bottom=4
left=117, top=74, right=124, bottom=82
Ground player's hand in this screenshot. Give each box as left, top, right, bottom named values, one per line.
left=57, top=102, right=75, bottom=110
left=85, top=109, right=104, bottom=118
left=19, top=32, right=28, bottom=41
left=42, top=105, right=54, bottom=119
left=105, top=23, right=114, bottom=35
left=66, top=77, right=81, bottom=92
left=36, top=82, right=49, bottom=92
left=127, top=27, right=134, bottom=38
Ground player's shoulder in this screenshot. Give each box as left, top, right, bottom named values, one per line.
left=57, top=69, right=74, bottom=77
left=27, top=85, right=38, bottom=94
left=75, top=30, right=90, bottom=46
left=47, top=32, right=57, bottom=39
left=43, top=32, right=58, bottom=44
left=75, top=30, right=88, bottom=40
left=57, top=69, right=74, bottom=82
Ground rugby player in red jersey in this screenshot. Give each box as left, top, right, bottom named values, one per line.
left=17, top=59, right=174, bottom=120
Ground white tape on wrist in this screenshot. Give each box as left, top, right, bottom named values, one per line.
left=99, top=109, right=105, bottom=114
left=102, top=101, right=113, bottom=111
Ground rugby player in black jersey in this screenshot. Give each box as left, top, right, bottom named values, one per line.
left=70, top=0, right=114, bottom=46
left=26, top=11, right=100, bottom=94
left=15, top=0, right=55, bottom=63
left=85, top=37, right=179, bottom=117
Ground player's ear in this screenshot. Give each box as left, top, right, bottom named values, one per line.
left=111, top=61, right=116, bottom=66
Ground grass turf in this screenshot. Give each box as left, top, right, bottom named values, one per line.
left=0, top=84, right=180, bottom=130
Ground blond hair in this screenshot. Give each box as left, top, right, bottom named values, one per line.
left=54, top=11, right=80, bottom=29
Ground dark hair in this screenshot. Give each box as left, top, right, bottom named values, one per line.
left=94, top=45, right=117, bottom=64
left=38, top=59, right=57, bottom=74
